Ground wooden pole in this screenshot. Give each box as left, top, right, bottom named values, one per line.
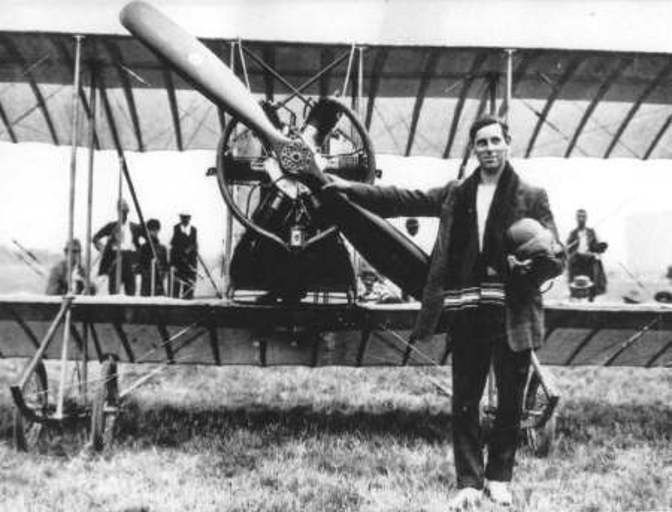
left=115, top=157, right=123, bottom=294
left=83, top=59, right=98, bottom=398
left=357, top=46, right=364, bottom=119
left=84, top=69, right=97, bottom=294
left=65, top=35, right=83, bottom=294
left=57, top=34, right=83, bottom=419
left=221, top=41, right=237, bottom=294
left=150, top=258, right=156, bottom=296
left=488, top=73, right=498, bottom=115
left=505, top=49, right=514, bottom=124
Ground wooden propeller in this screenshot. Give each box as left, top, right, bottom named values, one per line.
left=120, top=1, right=430, bottom=299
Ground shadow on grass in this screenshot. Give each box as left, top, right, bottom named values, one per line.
left=0, top=397, right=669, bottom=452
left=115, top=400, right=453, bottom=447
left=557, top=400, right=672, bottom=446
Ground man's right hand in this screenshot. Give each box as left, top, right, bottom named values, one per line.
left=321, top=174, right=353, bottom=194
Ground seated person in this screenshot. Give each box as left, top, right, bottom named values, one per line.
left=358, top=268, right=403, bottom=303
left=46, top=238, right=93, bottom=295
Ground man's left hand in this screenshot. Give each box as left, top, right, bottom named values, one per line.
left=507, top=254, right=533, bottom=275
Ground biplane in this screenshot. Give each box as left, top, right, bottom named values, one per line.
left=0, top=0, right=671, bottom=455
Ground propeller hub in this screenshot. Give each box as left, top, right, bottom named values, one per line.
left=277, top=138, right=313, bottom=175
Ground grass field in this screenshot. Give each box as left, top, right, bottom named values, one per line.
left=0, top=361, right=670, bottom=512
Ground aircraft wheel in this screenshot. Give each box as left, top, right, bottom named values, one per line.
left=525, top=414, right=557, bottom=458
left=90, top=355, right=119, bottom=452
left=13, top=360, right=49, bottom=452
left=522, top=372, right=557, bottom=457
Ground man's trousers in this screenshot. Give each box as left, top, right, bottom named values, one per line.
left=107, top=250, right=136, bottom=296
left=451, top=305, right=531, bottom=489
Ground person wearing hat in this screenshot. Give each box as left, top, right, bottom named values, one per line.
left=566, top=209, right=608, bottom=299
left=139, top=218, right=168, bottom=296
left=92, top=198, right=143, bottom=295
left=170, top=211, right=198, bottom=299
left=46, top=238, right=89, bottom=295
left=325, top=114, right=564, bottom=508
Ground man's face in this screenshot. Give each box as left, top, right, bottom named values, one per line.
left=473, top=122, right=509, bottom=175
left=180, top=215, right=190, bottom=226
left=576, top=211, right=587, bottom=227
left=405, top=220, right=419, bottom=237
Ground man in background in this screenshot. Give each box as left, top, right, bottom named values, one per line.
left=405, top=217, right=420, bottom=238
left=170, top=212, right=198, bottom=299
left=92, top=199, right=143, bottom=295
left=567, top=208, right=607, bottom=300
left=45, top=238, right=89, bottom=295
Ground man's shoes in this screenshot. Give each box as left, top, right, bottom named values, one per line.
left=485, top=480, right=513, bottom=507
left=447, top=487, right=483, bottom=511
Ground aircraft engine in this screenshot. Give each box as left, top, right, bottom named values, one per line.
left=216, top=98, right=376, bottom=302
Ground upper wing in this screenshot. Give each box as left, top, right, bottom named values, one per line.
left=1, top=2, right=672, bottom=159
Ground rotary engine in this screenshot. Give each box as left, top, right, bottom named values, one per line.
left=216, top=98, right=376, bottom=303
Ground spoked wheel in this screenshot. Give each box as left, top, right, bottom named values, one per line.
left=522, top=371, right=558, bottom=457
left=13, top=360, right=49, bottom=451
left=90, top=355, right=120, bottom=452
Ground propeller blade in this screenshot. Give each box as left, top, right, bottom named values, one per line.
left=120, top=1, right=289, bottom=148
left=319, top=189, right=430, bottom=299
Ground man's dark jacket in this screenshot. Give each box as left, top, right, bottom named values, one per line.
left=92, top=221, right=143, bottom=276
left=139, top=237, right=169, bottom=273
left=344, top=163, right=564, bottom=352
left=170, top=224, right=198, bottom=271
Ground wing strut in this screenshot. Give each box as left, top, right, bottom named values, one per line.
left=525, top=56, right=584, bottom=157
left=405, top=49, right=440, bottom=156
left=605, top=59, right=672, bottom=158
left=0, top=35, right=59, bottom=145
left=565, top=57, right=633, bottom=157
left=643, top=114, right=672, bottom=159
left=442, top=52, right=488, bottom=159
left=365, top=48, right=388, bottom=130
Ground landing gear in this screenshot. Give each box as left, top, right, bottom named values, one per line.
left=90, top=355, right=120, bottom=452
left=13, top=360, right=48, bottom=451
left=522, top=371, right=559, bottom=457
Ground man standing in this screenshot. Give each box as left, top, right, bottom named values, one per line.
left=327, top=115, right=564, bottom=509
left=567, top=208, right=608, bottom=299
left=92, top=199, right=142, bottom=295
left=170, top=212, right=198, bottom=299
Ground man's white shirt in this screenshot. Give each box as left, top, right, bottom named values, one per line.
left=476, top=182, right=497, bottom=251
left=577, top=229, right=589, bottom=253
left=119, top=220, right=135, bottom=250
